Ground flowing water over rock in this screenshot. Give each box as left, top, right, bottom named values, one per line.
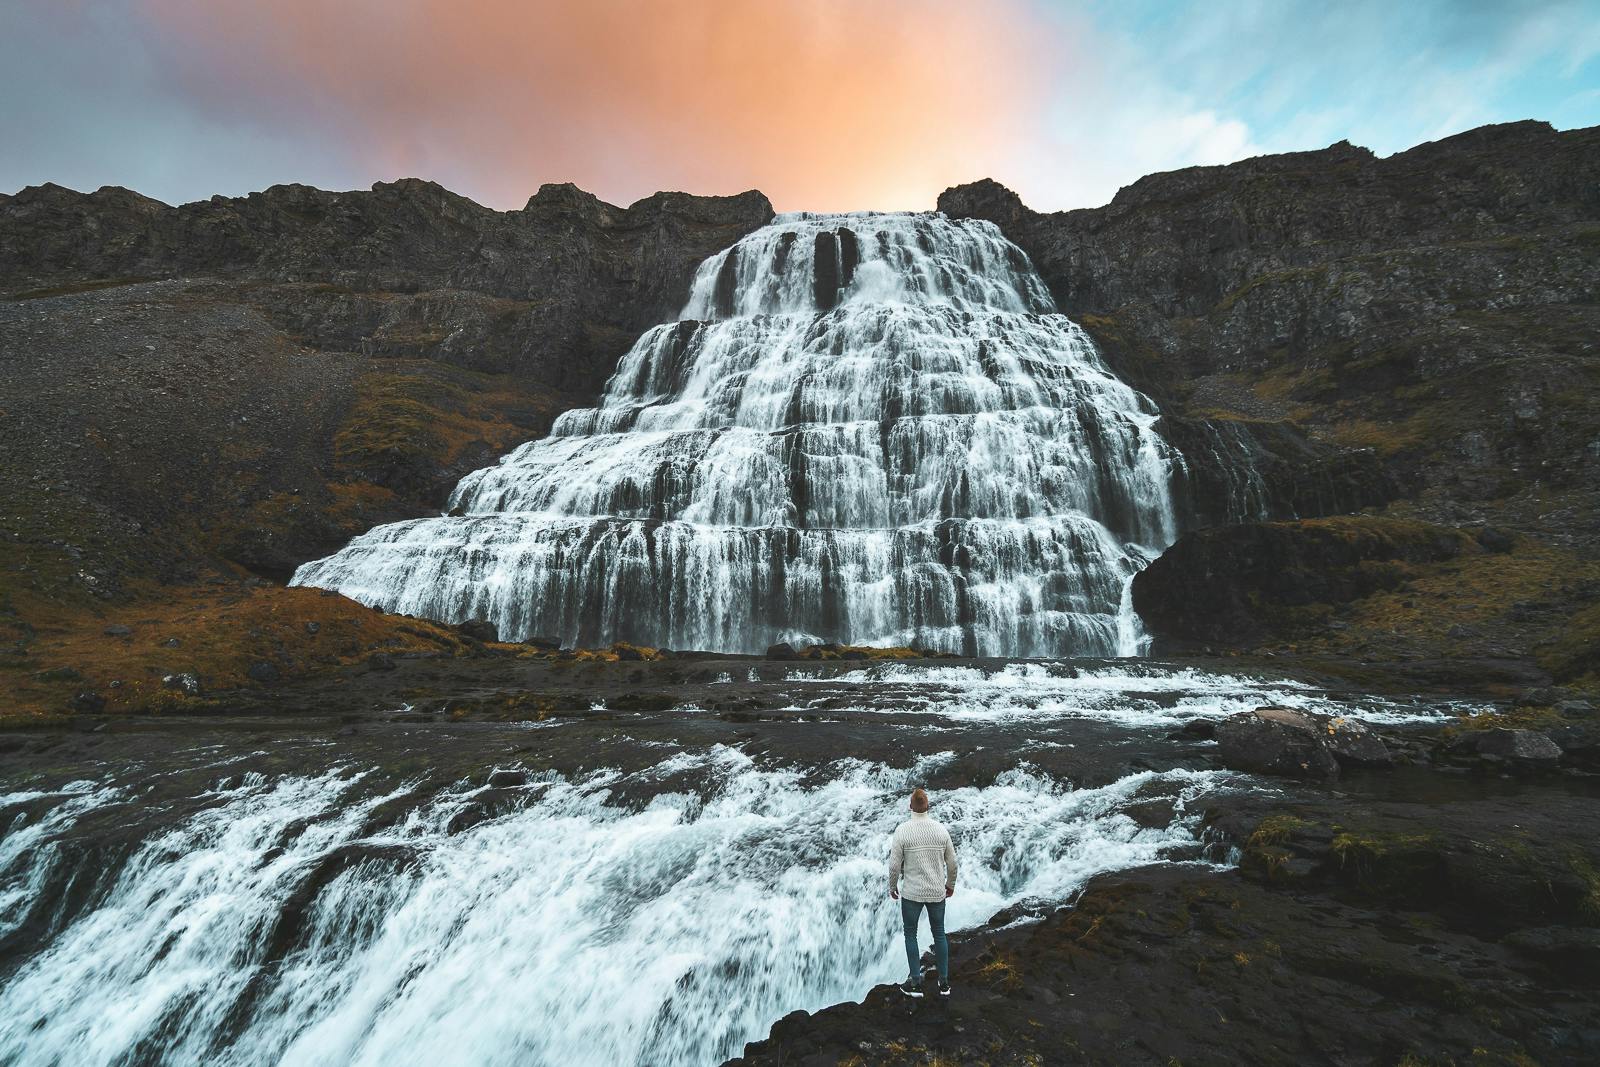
left=0, top=663, right=1468, bottom=1067
left=293, top=214, right=1185, bottom=656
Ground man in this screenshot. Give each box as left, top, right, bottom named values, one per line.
left=887, top=786, right=957, bottom=997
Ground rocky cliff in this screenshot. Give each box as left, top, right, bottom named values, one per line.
left=943, top=121, right=1600, bottom=684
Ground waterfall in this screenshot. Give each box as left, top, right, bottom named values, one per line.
left=0, top=754, right=1223, bottom=1067
left=293, top=213, right=1185, bottom=655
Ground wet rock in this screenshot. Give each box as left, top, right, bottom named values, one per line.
left=102, top=624, right=132, bottom=637
left=161, top=672, right=202, bottom=696
left=366, top=652, right=397, bottom=671
left=1557, top=699, right=1596, bottom=718
left=1321, top=715, right=1393, bottom=767
left=765, top=642, right=800, bottom=661
left=1176, top=719, right=1216, bottom=741
left=458, top=618, right=499, bottom=643
left=1122, top=799, right=1177, bottom=830
left=1472, top=728, right=1562, bottom=766
left=1504, top=926, right=1600, bottom=980
left=246, top=660, right=281, bottom=685
left=524, top=635, right=560, bottom=651
left=70, top=691, right=105, bottom=713
left=1214, top=707, right=1341, bottom=778
left=487, top=769, right=528, bottom=788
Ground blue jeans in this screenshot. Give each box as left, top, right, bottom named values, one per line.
left=900, top=897, right=949, bottom=983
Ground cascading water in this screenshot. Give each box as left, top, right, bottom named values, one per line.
left=292, top=213, right=1185, bottom=656
left=1, top=751, right=1224, bottom=1067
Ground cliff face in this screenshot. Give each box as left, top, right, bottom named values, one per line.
left=1, top=179, right=773, bottom=392
left=940, top=121, right=1600, bottom=503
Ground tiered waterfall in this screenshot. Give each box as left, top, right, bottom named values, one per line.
left=292, top=213, right=1186, bottom=656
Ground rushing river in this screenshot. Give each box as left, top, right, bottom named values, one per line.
left=0, top=663, right=1463, bottom=1067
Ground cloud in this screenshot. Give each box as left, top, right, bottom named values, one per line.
left=3, top=1, right=1594, bottom=213
left=130, top=0, right=1054, bottom=211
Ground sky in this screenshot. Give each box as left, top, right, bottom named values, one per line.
left=2, top=0, right=1597, bottom=213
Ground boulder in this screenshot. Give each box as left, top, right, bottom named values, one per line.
left=487, top=769, right=529, bottom=788
left=1214, top=707, right=1342, bottom=779
left=366, top=652, right=398, bottom=672
left=70, top=691, right=106, bottom=713
left=102, top=624, right=132, bottom=637
left=1320, top=715, right=1393, bottom=767
left=524, top=635, right=561, bottom=651
left=765, top=642, right=800, bottom=661
left=1473, top=728, right=1562, bottom=766
left=304, top=621, right=321, bottom=635
left=458, top=618, right=499, bottom=643
left=246, top=660, right=281, bottom=685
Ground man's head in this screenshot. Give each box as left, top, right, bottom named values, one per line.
left=909, top=787, right=929, bottom=813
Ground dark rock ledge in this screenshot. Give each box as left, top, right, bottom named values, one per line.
left=728, top=778, right=1600, bottom=1067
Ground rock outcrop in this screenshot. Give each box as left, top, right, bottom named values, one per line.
left=1131, top=516, right=1473, bottom=646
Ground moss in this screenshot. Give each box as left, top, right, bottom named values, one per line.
left=1247, top=814, right=1307, bottom=848
left=0, top=583, right=467, bottom=721
left=1570, top=852, right=1600, bottom=923
left=1537, top=600, right=1600, bottom=683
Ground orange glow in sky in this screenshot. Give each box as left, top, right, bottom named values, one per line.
left=143, top=0, right=1052, bottom=211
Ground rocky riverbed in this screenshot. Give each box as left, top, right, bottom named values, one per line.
left=3, top=651, right=1596, bottom=1066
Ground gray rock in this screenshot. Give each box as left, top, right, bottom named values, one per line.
left=1214, top=707, right=1342, bottom=779
left=161, top=672, right=202, bottom=696
left=458, top=618, right=499, bottom=643
left=1321, top=715, right=1393, bottom=767
left=102, top=624, right=132, bottom=637
left=765, top=642, right=800, bottom=661
left=246, top=660, right=281, bottom=685
left=366, top=652, right=398, bottom=671
left=304, top=621, right=321, bottom=635
left=488, top=769, right=529, bottom=788
left=1556, top=699, right=1595, bottom=719
left=1473, top=728, right=1562, bottom=765
left=70, top=691, right=106, bottom=713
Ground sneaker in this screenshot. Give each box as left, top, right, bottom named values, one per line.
left=899, top=977, right=924, bottom=998
left=937, top=978, right=951, bottom=997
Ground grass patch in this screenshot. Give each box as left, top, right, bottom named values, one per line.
left=1, top=583, right=466, bottom=721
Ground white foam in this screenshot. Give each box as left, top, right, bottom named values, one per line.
left=0, top=751, right=1226, bottom=1067
left=779, top=662, right=1476, bottom=725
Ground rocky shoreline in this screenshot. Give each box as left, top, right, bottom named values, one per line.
left=731, top=735, right=1600, bottom=1067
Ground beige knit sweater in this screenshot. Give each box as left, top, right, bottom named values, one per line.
left=887, top=812, right=958, bottom=903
